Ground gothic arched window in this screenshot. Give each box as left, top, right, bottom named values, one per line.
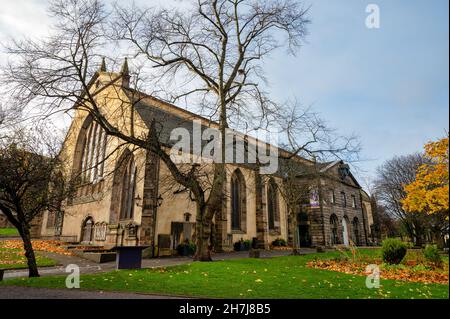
left=120, top=156, right=137, bottom=220
left=231, top=169, right=246, bottom=231
left=80, top=120, right=107, bottom=183
left=267, top=179, right=279, bottom=231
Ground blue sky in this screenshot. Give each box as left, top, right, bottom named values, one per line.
left=266, top=0, right=449, bottom=184
left=0, top=0, right=448, bottom=187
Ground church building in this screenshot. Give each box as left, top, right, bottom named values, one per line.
left=38, top=60, right=376, bottom=255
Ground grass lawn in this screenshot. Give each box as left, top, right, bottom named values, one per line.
left=0, top=247, right=57, bottom=269
left=0, top=228, right=19, bottom=237
left=1, top=249, right=448, bottom=299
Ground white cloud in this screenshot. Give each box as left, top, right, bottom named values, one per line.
left=0, top=0, right=49, bottom=41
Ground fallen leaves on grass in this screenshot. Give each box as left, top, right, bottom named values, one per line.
left=307, top=260, right=449, bottom=285
left=0, top=248, right=54, bottom=266
left=0, top=240, right=74, bottom=256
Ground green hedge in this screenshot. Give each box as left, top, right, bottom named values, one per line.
left=382, top=238, right=407, bottom=265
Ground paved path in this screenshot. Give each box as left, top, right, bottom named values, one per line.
left=0, top=286, right=184, bottom=299
left=1, top=249, right=310, bottom=280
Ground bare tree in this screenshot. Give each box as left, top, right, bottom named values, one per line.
left=278, top=158, right=317, bottom=254
left=0, top=125, right=74, bottom=277
left=375, top=203, right=401, bottom=239
left=1, top=0, right=361, bottom=261
left=1, top=0, right=313, bottom=261
left=374, top=154, right=430, bottom=246
left=111, top=0, right=313, bottom=260
left=276, top=103, right=361, bottom=253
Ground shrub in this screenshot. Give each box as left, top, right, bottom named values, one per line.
left=332, top=254, right=349, bottom=263
left=423, top=245, right=443, bottom=268
left=234, top=239, right=252, bottom=251
left=176, top=241, right=196, bottom=256
left=271, top=238, right=287, bottom=247
left=382, top=238, right=407, bottom=265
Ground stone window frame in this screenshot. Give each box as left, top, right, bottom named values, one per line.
left=79, top=118, right=107, bottom=184
left=72, top=115, right=107, bottom=190
left=351, top=194, right=357, bottom=208
left=230, top=169, right=247, bottom=233
left=46, top=211, right=56, bottom=228
left=119, top=154, right=137, bottom=221
left=329, top=189, right=336, bottom=204
left=341, top=191, right=347, bottom=208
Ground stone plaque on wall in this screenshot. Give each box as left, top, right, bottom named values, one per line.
left=94, top=222, right=107, bottom=241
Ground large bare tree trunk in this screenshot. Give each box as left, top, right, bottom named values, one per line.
left=194, top=206, right=213, bottom=261
left=193, top=161, right=225, bottom=262
left=18, top=225, right=40, bottom=278
left=289, top=209, right=301, bottom=255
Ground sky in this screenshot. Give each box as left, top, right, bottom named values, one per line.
left=0, top=0, right=448, bottom=188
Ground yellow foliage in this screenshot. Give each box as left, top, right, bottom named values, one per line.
left=402, top=137, right=449, bottom=215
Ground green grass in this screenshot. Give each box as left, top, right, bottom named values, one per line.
left=337, top=246, right=449, bottom=264
left=1, top=249, right=448, bottom=299
left=0, top=228, right=19, bottom=236
left=0, top=248, right=57, bottom=269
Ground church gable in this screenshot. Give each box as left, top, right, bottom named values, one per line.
left=321, top=161, right=361, bottom=189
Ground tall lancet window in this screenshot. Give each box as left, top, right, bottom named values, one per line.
left=231, top=169, right=246, bottom=231
left=81, top=121, right=107, bottom=183
left=120, top=156, right=137, bottom=220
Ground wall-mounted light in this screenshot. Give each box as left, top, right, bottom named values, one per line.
left=135, top=194, right=163, bottom=208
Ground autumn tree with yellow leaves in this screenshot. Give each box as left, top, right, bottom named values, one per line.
left=402, top=137, right=449, bottom=216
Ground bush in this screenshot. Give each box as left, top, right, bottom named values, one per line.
left=176, top=241, right=196, bottom=256
left=243, top=240, right=252, bottom=250
left=423, top=244, right=443, bottom=267
left=233, top=239, right=252, bottom=251
left=271, top=238, right=287, bottom=247
left=382, top=238, right=407, bottom=265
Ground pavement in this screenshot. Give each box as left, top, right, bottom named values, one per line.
left=0, top=286, right=185, bottom=299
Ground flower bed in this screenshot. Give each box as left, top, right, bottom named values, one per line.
left=307, top=254, right=449, bottom=285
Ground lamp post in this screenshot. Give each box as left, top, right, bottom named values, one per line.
left=151, top=194, right=163, bottom=257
